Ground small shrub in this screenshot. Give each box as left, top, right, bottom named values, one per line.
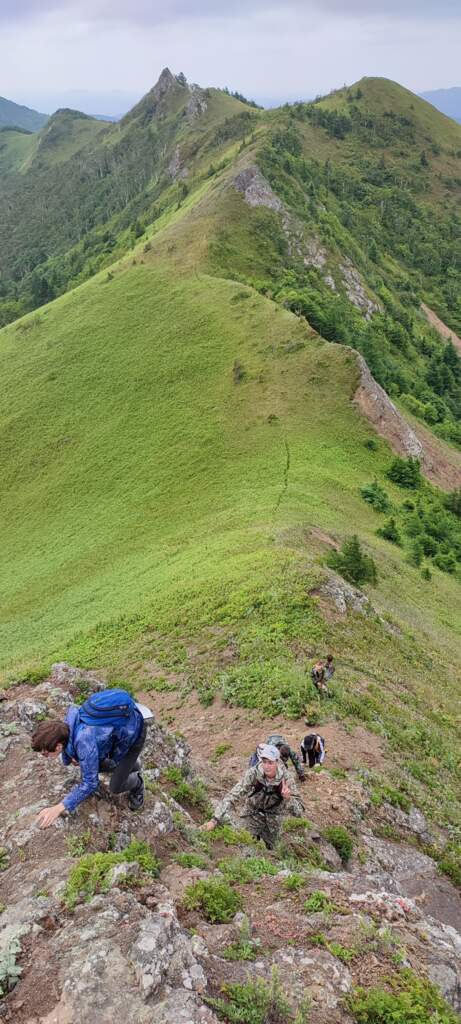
left=364, top=438, right=378, bottom=451
left=222, top=917, right=261, bottom=961
left=211, top=742, right=232, bottom=762
left=174, top=852, right=209, bottom=869
left=183, top=878, right=243, bottom=923
left=311, top=932, right=354, bottom=962
left=207, top=971, right=309, bottom=1023
left=164, top=766, right=211, bottom=813
left=437, top=843, right=461, bottom=887
left=66, top=829, right=92, bottom=857
left=323, top=825, right=353, bottom=864
left=304, top=889, right=337, bottom=913
left=433, top=552, right=457, bottom=574
left=327, top=535, right=378, bottom=587
left=0, top=848, right=9, bottom=872
left=347, top=969, right=459, bottom=1023
left=283, top=818, right=313, bottom=832
left=376, top=517, right=402, bottom=545
left=208, top=824, right=257, bottom=847
left=327, top=941, right=355, bottom=963
left=218, top=856, right=277, bottom=884
left=282, top=872, right=305, bottom=892
left=387, top=456, right=421, bottom=489
left=63, top=840, right=160, bottom=910
left=360, top=479, right=391, bottom=513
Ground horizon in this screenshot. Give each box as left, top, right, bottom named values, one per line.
left=3, top=73, right=461, bottom=121
left=1, top=1, right=461, bottom=117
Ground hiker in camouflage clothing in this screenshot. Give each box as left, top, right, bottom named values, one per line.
left=204, top=744, right=304, bottom=849
left=249, top=734, right=305, bottom=781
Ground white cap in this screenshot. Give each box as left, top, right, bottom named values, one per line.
left=257, top=743, right=280, bottom=762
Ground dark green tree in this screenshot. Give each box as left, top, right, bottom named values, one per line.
left=377, top=517, right=402, bottom=545
left=327, top=535, right=378, bottom=586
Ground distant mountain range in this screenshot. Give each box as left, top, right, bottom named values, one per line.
left=419, top=87, right=461, bottom=124
left=0, top=95, right=48, bottom=132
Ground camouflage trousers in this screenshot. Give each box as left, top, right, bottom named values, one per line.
left=239, top=810, right=282, bottom=850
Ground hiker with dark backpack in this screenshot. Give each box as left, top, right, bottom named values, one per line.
left=31, top=689, right=147, bottom=829
left=203, top=743, right=304, bottom=849
left=300, top=733, right=326, bottom=768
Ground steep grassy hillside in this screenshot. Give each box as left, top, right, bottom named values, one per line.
left=1, top=72, right=461, bottom=844
left=0, top=94, right=48, bottom=131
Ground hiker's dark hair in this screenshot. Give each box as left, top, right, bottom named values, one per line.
left=279, top=744, right=290, bottom=760
left=31, top=720, right=70, bottom=752
left=326, top=654, right=333, bottom=662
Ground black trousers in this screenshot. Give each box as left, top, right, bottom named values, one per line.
left=101, top=722, right=146, bottom=795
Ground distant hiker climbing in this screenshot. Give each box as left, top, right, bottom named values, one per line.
left=249, top=734, right=306, bottom=781
left=325, top=654, right=335, bottom=681
left=310, top=655, right=335, bottom=696
left=31, top=688, right=148, bottom=829
left=301, top=733, right=326, bottom=768
left=204, top=743, right=304, bottom=848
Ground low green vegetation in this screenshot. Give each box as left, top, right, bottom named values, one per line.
left=163, top=767, right=211, bottom=814
left=65, top=829, right=92, bottom=858
left=205, top=825, right=257, bottom=847
left=282, top=872, right=306, bottom=893
left=174, top=851, right=209, bottom=869
left=211, top=743, right=232, bottom=762
left=183, top=878, right=243, bottom=923
left=323, top=825, right=354, bottom=864
left=63, top=840, right=160, bottom=910
left=217, top=855, right=277, bottom=884
left=0, top=848, right=9, bottom=872
left=347, top=970, right=459, bottom=1023
left=222, top=917, right=261, bottom=962
left=304, top=890, right=338, bottom=914
left=207, top=972, right=309, bottom=1024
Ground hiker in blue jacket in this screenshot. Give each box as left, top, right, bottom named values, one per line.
left=31, top=689, right=146, bottom=829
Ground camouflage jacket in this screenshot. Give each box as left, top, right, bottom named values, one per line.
left=213, top=762, right=304, bottom=823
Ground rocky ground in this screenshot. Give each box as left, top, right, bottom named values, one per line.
left=1, top=664, right=460, bottom=1022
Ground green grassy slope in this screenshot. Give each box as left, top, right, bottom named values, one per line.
left=1, top=75, right=461, bottom=837
left=0, top=126, right=36, bottom=175
left=0, top=95, right=48, bottom=132
left=1, top=246, right=460, bottom=827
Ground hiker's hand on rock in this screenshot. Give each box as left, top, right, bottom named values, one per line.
left=36, top=802, right=65, bottom=829
left=203, top=819, right=217, bottom=831
left=281, top=779, right=290, bottom=800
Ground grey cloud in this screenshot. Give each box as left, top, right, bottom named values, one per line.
left=0, top=0, right=458, bottom=23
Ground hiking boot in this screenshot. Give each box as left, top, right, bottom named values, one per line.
left=128, top=773, right=144, bottom=811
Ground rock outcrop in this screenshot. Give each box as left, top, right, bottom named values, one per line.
left=2, top=667, right=461, bottom=1023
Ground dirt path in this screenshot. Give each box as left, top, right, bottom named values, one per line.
left=139, top=688, right=387, bottom=790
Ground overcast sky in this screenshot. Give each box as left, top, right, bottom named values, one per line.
left=1, top=1, right=460, bottom=115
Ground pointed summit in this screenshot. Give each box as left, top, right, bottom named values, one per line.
left=153, top=67, right=178, bottom=99
left=122, top=68, right=189, bottom=126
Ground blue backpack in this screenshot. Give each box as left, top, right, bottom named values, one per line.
left=78, top=688, right=136, bottom=729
